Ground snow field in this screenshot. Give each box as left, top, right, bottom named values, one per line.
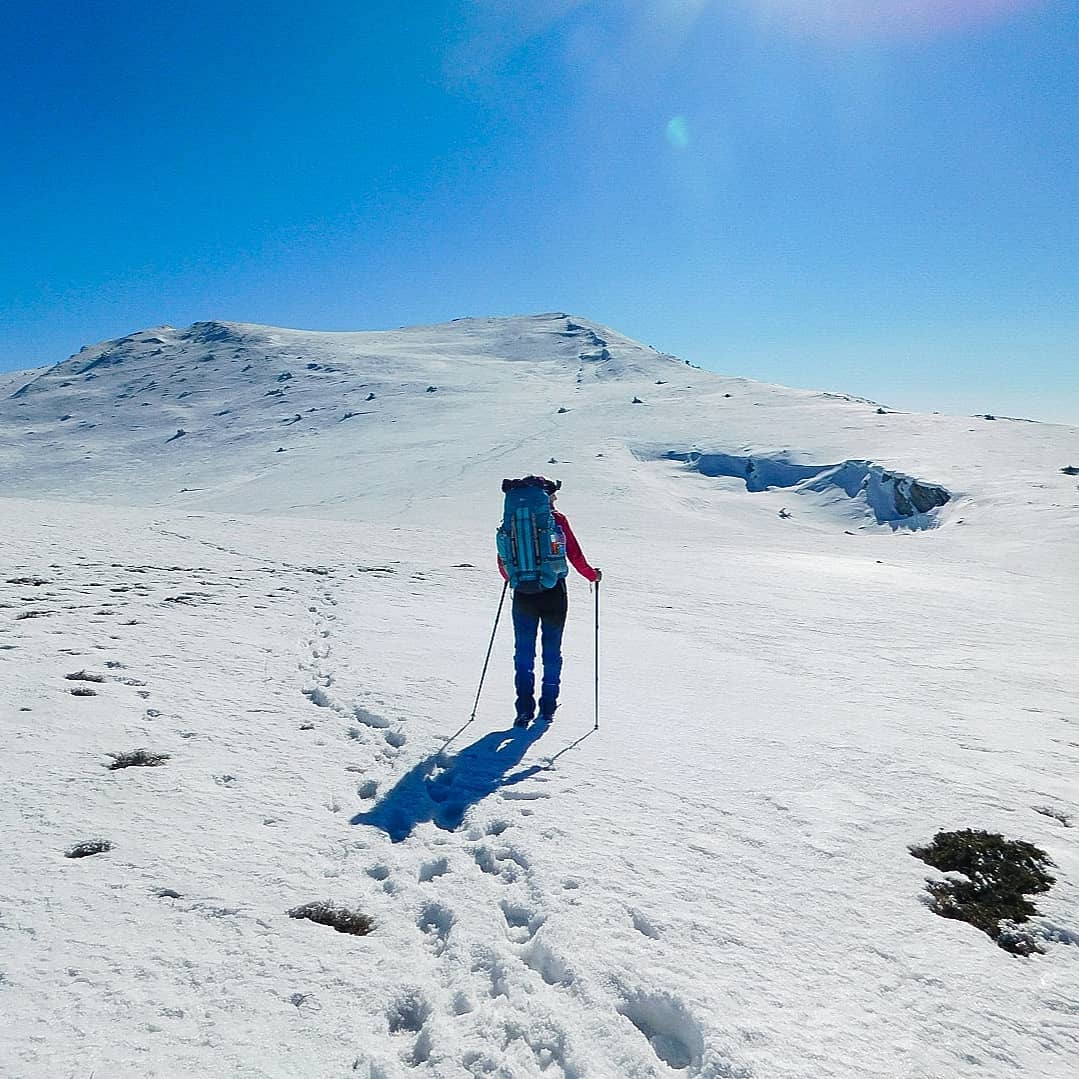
left=1, top=315, right=1077, bottom=1076
left=0, top=495, right=1075, bottom=1077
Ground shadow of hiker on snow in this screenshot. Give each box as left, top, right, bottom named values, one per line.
left=351, top=724, right=550, bottom=842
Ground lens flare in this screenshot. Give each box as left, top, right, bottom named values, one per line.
left=665, top=115, right=691, bottom=149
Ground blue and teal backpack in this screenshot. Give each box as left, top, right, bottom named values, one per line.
left=496, top=476, right=568, bottom=593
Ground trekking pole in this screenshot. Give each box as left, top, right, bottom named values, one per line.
left=593, top=577, right=600, bottom=730
left=443, top=580, right=509, bottom=750
left=471, top=580, right=509, bottom=720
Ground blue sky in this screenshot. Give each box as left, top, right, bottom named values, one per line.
left=2, top=0, right=1076, bottom=422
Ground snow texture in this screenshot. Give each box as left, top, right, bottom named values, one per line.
left=1, top=313, right=1078, bottom=1078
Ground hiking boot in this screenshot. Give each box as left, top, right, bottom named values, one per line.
left=537, top=701, right=558, bottom=723
left=514, top=709, right=534, bottom=728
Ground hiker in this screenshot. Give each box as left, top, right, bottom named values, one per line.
left=496, top=476, right=601, bottom=726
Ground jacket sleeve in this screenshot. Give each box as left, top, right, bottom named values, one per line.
left=557, top=512, right=599, bottom=583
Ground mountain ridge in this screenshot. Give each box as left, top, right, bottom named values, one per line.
left=1, top=313, right=1075, bottom=545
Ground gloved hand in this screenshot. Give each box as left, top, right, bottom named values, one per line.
left=593, top=568, right=603, bottom=582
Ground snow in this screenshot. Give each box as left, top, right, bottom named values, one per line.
left=1, top=313, right=1077, bottom=1077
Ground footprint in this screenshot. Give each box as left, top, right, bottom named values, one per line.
left=365, top=864, right=390, bottom=881
left=470, top=945, right=512, bottom=999
left=353, top=704, right=390, bottom=729
left=617, top=989, right=705, bottom=1072
left=466, top=818, right=512, bottom=841
left=631, top=910, right=662, bottom=939
left=417, top=901, right=453, bottom=955
left=418, top=857, right=449, bottom=883
left=521, top=938, right=575, bottom=987
left=499, top=899, right=544, bottom=943
left=473, top=843, right=529, bottom=882
left=386, top=988, right=430, bottom=1034
left=303, top=687, right=332, bottom=708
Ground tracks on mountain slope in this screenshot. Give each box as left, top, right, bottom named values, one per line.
left=19, top=523, right=738, bottom=1076
left=289, top=571, right=737, bottom=1077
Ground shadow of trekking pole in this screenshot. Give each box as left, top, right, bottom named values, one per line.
left=543, top=727, right=597, bottom=766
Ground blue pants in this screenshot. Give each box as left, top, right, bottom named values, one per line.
left=512, top=601, right=565, bottom=717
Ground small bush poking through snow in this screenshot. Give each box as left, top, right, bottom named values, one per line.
left=107, top=749, right=170, bottom=770
left=71, top=686, right=98, bottom=697
left=288, top=900, right=374, bottom=936
left=66, top=839, right=111, bottom=858
left=66, top=670, right=106, bottom=682
left=910, top=829, right=1056, bottom=956
left=1033, top=805, right=1073, bottom=827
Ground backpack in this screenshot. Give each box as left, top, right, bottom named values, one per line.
left=496, top=476, right=568, bottom=593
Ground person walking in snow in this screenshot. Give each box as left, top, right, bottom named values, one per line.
left=496, top=476, right=600, bottom=726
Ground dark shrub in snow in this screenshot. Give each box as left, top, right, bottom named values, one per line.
left=107, top=749, right=170, bottom=770
left=66, top=670, right=106, bottom=683
left=288, top=900, right=373, bottom=936
left=66, top=839, right=111, bottom=858
left=910, top=829, right=1056, bottom=956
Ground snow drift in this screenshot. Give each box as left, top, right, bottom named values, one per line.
left=655, top=449, right=952, bottom=529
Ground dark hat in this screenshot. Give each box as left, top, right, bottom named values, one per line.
left=502, top=475, right=562, bottom=493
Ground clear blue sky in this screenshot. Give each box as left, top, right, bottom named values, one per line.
left=2, top=1, right=1076, bottom=422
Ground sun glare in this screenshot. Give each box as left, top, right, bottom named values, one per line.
left=746, top=0, right=1044, bottom=39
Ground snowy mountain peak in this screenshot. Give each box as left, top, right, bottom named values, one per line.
left=0, top=313, right=1075, bottom=542
left=10, top=313, right=685, bottom=399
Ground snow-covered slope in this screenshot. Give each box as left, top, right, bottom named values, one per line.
left=3, top=313, right=1075, bottom=542
left=1, top=315, right=1077, bottom=1078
